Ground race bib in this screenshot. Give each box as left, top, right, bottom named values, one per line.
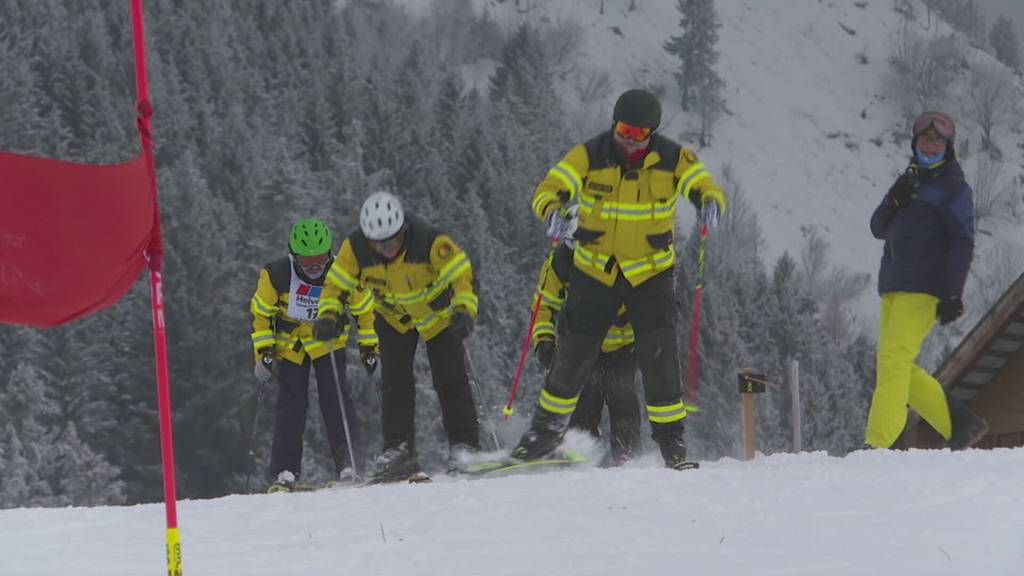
left=286, top=266, right=322, bottom=321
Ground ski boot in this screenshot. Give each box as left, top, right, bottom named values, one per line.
left=949, top=397, right=989, bottom=451
left=656, top=432, right=699, bottom=471
left=323, top=466, right=357, bottom=489
left=604, top=445, right=634, bottom=468
left=369, top=442, right=429, bottom=484
left=447, top=442, right=478, bottom=474
left=267, top=470, right=298, bottom=493
left=511, top=409, right=570, bottom=461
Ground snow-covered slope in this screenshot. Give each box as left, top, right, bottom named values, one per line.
left=5, top=4, right=1022, bottom=575
left=1, top=447, right=1021, bottom=575
left=431, top=0, right=1023, bottom=326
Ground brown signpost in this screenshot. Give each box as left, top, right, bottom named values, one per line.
left=738, top=369, right=768, bottom=461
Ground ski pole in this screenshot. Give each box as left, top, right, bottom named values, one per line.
left=464, top=344, right=501, bottom=450
left=684, top=221, right=709, bottom=413
left=505, top=204, right=576, bottom=417
left=244, top=373, right=269, bottom=494
left=504, top=288, right=544, bottom=418
left=327, top=342, right=361, bottom=481
left=369, top=363, right=382, bottom=408
left=504, top=238, right=559, bottom=419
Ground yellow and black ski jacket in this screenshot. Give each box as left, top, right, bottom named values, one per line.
left=250, top=256, right=377, bottom=365
left=320, top=216, right=478, bottom=341
left=531, top=244, right=634, bottom=353
left=531, top=131, right=727, bottom=287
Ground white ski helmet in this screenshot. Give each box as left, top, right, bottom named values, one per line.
left=360, top=191, right=405, bottom=240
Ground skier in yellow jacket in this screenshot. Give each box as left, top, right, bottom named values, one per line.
left=533, top=242, right=641, bottom=466
left=315, top=191, right=480, bottom=482
left=513, top=89, right=727, bottom=469
left=250, top=218, right=377, bottom=492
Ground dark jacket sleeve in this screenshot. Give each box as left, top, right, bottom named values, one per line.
left=940, top=183, right=975, bottom=298
left=870, top=197, right=896, bottom=239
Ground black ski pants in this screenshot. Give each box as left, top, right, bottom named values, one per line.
left=377, top=318, right=480, bottom=453
left=269, top=350, right=361, bottom=479
left=545, top=267, right=685, bottom=442
left=568, top=345, right=641, bottom=464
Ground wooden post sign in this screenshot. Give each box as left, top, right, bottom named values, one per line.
left=738, top=369, right=767, bottom=461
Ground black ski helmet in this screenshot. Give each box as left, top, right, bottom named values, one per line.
left=613, top=89, right=661, bottom=130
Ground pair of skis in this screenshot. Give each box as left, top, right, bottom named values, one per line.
left=451, top=449, right=699, bottom=477
left=268, top=472, right=432, bottom=493
left=453, top=448, right=590, bottom=477
left=266, top=457, right=571, bottom=492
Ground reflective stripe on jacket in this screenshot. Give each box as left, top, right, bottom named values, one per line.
left=320, top=216, right=478, bottom=341
left=532, top=131, right=726, bottom=287
left=250, top=257, right=377, bottom=365
left=531, top=244, right=633, bottom=353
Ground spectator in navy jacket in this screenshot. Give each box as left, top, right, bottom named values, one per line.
left=864, top=111, right=988, bottom=451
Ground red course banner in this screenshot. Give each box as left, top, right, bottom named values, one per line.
left=0, top=151, right=155, bottom=327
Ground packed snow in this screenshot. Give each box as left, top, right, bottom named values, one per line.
left=4, top=1, right=1023, bottom=574
left=1, top=444, right=1021, bottom=575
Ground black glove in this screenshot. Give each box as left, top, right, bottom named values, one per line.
left=534, top=338, right=556, bottom=370
left=936, top=296, right=964, bottom=326
left=448, top=307, right=475, bottom=340
left=688, top=190, right=703, bottom=212
left=359, top=345, right=379, bottom=377
left=886, top=169, right=919, bottom=208
left=313, top=312, right=343, bottom=341
left=254, top=351, right=274, bottom=384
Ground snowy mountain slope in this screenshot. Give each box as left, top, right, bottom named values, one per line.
left=412, top=0, right=1024, bottom=326
left=1, top=448, right=1021, bottom=575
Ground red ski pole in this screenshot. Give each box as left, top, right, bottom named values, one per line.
left=684, top=222, right=709, bottom=413
left=503, top=239, right=558, bottom=419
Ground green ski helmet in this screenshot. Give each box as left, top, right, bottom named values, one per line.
left=289, top=218, right=333, bottom=256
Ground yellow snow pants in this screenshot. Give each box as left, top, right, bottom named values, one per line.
left=865, top=292, right=952, bottom=448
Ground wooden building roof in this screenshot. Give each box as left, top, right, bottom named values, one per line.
left=935, top=271, right=1024, bottom=401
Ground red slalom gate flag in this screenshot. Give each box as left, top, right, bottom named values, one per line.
left=0, top=151, right=156, bottom=327
left=2, top=1, right=183, bottom=573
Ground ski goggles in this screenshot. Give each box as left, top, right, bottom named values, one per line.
left=614, top=121, right=652, bottom=142
left=296, top=253, right=331, bottom=270
left=369, top=230, right=405, bottom=255
left=913, top=111, right=955, bottom=141
left=296, top=252, right=331, bottom=272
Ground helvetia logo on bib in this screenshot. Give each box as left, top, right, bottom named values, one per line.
left=294, top=284, right=322, bottom=305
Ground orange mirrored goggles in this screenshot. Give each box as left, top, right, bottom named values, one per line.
left=614, top=121, right=652, bottom=142
left=913, top=112, right=955, bottom=141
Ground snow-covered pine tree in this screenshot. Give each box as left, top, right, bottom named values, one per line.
left=664, top=0, right=725, bottom=146
left=989, top=15, right=1021, bottom=72
left=923, top=0, right=986, bottom=44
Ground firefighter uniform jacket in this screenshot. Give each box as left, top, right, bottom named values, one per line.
left=531, top=131, right=727, bottom=287
left=532, top=244, right=634, bottom=353
left=250, top=256, right=377, bottom=365
left=320, top=216, right=478, bottom=342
